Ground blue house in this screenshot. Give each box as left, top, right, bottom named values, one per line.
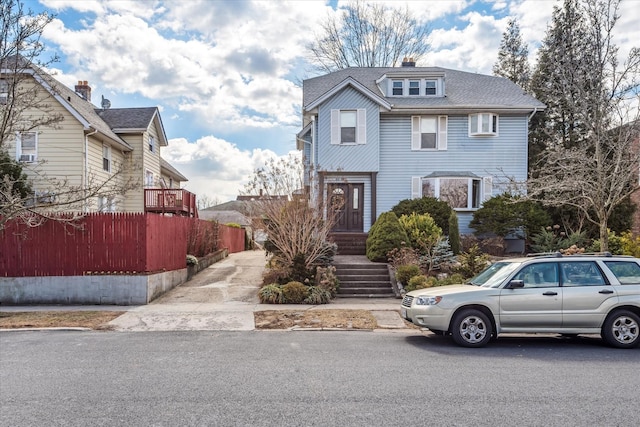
left=297, top=61, right=544, bottom=252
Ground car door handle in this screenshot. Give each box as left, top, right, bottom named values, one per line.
left=542, top=291, right=558, bottom=296
left=599, top=289, right=614, bottom=294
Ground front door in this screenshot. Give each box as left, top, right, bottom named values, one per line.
left=328, top=183, right=364, bottom=232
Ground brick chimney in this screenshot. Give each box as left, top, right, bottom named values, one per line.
left=401, top=57, right=416, bottom=67
left=75, top=80, right=91, bottom=101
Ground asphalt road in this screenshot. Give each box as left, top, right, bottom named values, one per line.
left=1, top=330, right=638, bottom=427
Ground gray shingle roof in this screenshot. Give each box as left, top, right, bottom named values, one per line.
left=303, top=67, right=545, bottom=112
left=97, top=107, right=158, bottom=130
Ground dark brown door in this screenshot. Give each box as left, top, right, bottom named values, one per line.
left=328, top=183, right=364, bottom=232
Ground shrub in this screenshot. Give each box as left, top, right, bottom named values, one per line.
left=456, top=245, right=490, bottom=278
left=315, top=265, right=339, bottom=297
left=258, top=284, right=284, bottom=304
left=303, top=286, right=332, bottom=304
left=262, top=266, right=290, bottom=286
left=448, top=212, right=461, bottom=255
left=470, top=194, right=550, bottom=243
left=398, top=212, right=442, bottom=254
left=406, top=275, right=436, bottom=292
left=282, top=281, right=310, bottom=304
left=395, top=264, right=422, bottom=285
left=620, top=232, right=640, bottom=257
left=391, top=197, right=453, bottom=235
left=366, top=212, right=409, bottom=262
left=530, top=226, right=588, bottom=253
left=387, top=244, right=420, bottom=269
left=186, top=254, right=198, bottom=266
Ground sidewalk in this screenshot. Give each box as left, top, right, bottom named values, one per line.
left=1, top=250, right=411, bottom=332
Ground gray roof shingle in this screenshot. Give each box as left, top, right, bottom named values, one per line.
left=303, top=67, right=545, bottom=112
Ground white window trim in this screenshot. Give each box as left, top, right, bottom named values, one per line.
left=411, top=115, right=447, bottom=151
left=411, top=175, right=492, bottom=211
left=469, top=113, right=499, bottom=136
left=330, top=109, right=366, bottom=145
left=102, top=144, right=112, bottom=173
left=145, top=170, right=154, bottom=187
left=16, top=131, right=38, bottom=163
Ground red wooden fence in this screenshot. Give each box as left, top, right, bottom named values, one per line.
left=0, top=213, right=246, bottom=277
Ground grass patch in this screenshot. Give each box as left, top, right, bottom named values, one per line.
left=254, top=309, right=377, bottom=330
left=0, top=311, right=125, bottom=330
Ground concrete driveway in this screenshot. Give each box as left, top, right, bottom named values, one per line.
left=108, top=250, right=407, bottom=332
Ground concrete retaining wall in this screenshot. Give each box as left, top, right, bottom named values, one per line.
left=0, top=249, right=230, bottom=306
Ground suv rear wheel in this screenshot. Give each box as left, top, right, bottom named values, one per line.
left=451, top=309, right=492, bottom=347
left=601, top=310, right=640, bottom=349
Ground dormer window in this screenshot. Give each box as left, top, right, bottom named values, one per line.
left=409, top=80, right=420, bottom=95
left=392, top=81, right=403, bottom=95
left=469, top=113, right=498, bottom=136
left=425, top=80, right=437, bottom=95
left=389, top=78, right=443, bottom=97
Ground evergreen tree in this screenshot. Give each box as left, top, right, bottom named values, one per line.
left=525, top=0, right=640, bottom=252
left=493, top=18, right=530, bottom=90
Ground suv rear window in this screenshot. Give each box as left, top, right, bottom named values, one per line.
left=604, top=261, right=640, bottom=285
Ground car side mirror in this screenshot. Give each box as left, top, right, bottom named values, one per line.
left=508, top=280, right=525, bottom=289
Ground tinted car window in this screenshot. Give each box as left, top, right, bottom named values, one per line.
left=604, top=261, right=640, bottom=284
left=560, top=261, right=606, bottom=286
left=512, top=263, right=559, bottom=288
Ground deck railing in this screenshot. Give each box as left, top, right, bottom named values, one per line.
left=144, top=188, right=197, bottom=217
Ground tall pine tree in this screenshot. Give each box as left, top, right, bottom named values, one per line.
left=493, top=18, right=530, bottom=90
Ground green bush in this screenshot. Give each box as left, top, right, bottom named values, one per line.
left=530, top=226, right=588, bottom=253
left=258, top=284, right=284, bottom=304
left=366, top=212, right=409, bottom=262
left=282, top=281, right=310, bottom=304
left=398, top=212, right=442, bottom=254
left=406, top=275, right=436, bottom=292
left=395, top=264, right=422, bottom=285
left=455, top=245, right=490, bottom=278
left=448, top=212, right=461, bottom=255
left=470, top=194, right=550, bottom=242
left=391, top=197, right=453, bottom=235
left=303, top=286, right=332, bottom=304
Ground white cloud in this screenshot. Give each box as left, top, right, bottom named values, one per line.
left=161, top=135, right=295, bottom=203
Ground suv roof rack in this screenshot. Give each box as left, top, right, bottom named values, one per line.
left=526, top=251, right=615, bottom=258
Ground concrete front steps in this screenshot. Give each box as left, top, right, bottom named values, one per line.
left=333, top=255, right=397, bottom=298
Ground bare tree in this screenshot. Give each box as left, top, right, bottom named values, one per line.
left=526, top=0, right=640, bottom=251
left=1, top=0, right=138, bottom=229
left=242, top=154, right=339, bottom=270
left=307, top=0, right=431, bottom=72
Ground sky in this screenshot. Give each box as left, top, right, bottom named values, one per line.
left=30, top=0, right=640, bottom=205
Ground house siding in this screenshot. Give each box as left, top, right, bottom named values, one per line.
left=377, top=114, right=529, bottom=234
left=316, top=87, right=380, bottom=172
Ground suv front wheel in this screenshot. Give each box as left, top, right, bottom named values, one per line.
left=451, top=309, right=492, bottom=347
left=601, top=310, right=640, bottom=349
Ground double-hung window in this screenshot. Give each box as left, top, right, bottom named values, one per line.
left=149, top=136, right=155, bottom=152
left=102, top=144, right=111, bottom=172
left=390, top=78, right=442, bottom=96
left=331, top=109, right=366, bottom=145
left=411, top=116, right=447, bottom=150
left=425, top=80, right=437, bottom=95
left=392, top=81, right=403, bottom=95
left=145, top=170, right=154, bottom=187
left=469, top=113, right=498, bottom=136
left=16, top=132, right=37, bottom=162
left=0, top=79, right=8, bottom=104
left=412, top=175, right=492, bottom=210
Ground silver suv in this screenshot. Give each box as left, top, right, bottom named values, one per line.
left=401, top=253, right=640, bottom=348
